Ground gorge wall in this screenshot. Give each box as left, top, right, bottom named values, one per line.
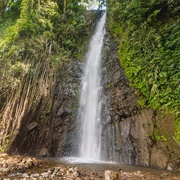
left=5, top=12, right=180, bottom=170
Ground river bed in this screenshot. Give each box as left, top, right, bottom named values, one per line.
left=1, top=154, right=180, bottom=179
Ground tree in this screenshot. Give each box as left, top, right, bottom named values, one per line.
left=55, top=0, right=67, bottom=13
left=0, top=0, right=8, bottom=20
left=0, top=0, right=21, bottom=21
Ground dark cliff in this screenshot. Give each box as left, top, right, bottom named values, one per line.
left=101, top=26, right=180, bottom=169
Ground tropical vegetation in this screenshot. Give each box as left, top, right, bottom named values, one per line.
left=0, top=0, right=97, bottom=149
left=108, top=0, right=180, bottom=142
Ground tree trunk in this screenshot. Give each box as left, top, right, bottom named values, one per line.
left=63, top=0, right=66, bottom=13
left=0, top=0, right=8, bottom=21
left=56, top=0, right=67, bottom=13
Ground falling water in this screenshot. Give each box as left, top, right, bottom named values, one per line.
left=78, top=12, right=106, bottom=160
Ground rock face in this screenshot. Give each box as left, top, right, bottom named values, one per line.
left=5, top=58, right=83, bottom=158
left=50, top=60, right=83, bottom=157
left=100, top=28, right=180, bottom=169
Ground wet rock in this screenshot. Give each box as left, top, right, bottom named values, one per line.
left=101, top=30, right=180, bottom=169
left=58, top=109, right=71, bottom=119
left=22, top=173, right=30, bottom=178
left=73, top=167, right=80, bottom=178
left=27, top=121, right=37, bottom=131
left=41, top=172, right=49, bottom=178
left=151, top=145, right=169, bottom=169
left=58, top=109, right=71, bottom=118
left=39, top=148, right=49, bottom=157
left=30, top=173, right=40, bottom=177
left=167, top=163, right=173, bottom=170
left=51, top=167, right=60, bottom=176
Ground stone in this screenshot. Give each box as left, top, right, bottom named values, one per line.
left=134, top=171, right=142, bottom=176
left=27, top=121, right=37, bottom=131
left=72, top=168, right=79, bottom=178
left=66, top=167, right=75, bottom=178
left=2, top=163, right=8, bottom=168
left=39, top=148, right=49, bottom=157
left=41, top=172, right=49, bottom=178
left=104, top=170, right=118, bottom=180
left=0, top=153, right=8, bottom=159
left=105, top=170, right=111, bottom=180
left=22, top=173, right=30, bottom=178
left=60, top=166, right=67, bottom=172
left=58, top=110, right=70, bottom=118
left=75, top=177, right=81, bottom=180
left=167, top=163, right=173, bottom=170
left=31, top=173, right=40, bottom=177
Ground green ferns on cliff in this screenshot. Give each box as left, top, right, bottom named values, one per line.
left=108, top=0, right=180, bottom=142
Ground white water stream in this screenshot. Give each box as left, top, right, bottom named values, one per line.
left=78, top=12, right=106, bottom=161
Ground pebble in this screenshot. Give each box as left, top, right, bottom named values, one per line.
left=41, top=172, right=49, bottom=178
left=105, top=170, right=118, bottom=180
left=75, top=177, right=81, bottom=180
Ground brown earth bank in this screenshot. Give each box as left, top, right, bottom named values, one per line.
left=0, top=153, right=180, bottom=180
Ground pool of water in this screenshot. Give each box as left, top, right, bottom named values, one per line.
left=43, top=156, right=179, bottom=176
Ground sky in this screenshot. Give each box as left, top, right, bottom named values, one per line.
left=79, top=0, right=106, bottom=10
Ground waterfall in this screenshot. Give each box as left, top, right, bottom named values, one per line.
left=78, top=11, right=106, bottom=160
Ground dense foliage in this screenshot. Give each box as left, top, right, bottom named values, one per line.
left=108, top=0, right=180, bottom=142
left=0, top=0, right=92, bottom=101
left=0, top=0, right=95, bottom=149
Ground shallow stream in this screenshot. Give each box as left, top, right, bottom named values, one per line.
left=2, top=156, right=180, bottom=179
left=41, top=157, right=180, bottom=175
